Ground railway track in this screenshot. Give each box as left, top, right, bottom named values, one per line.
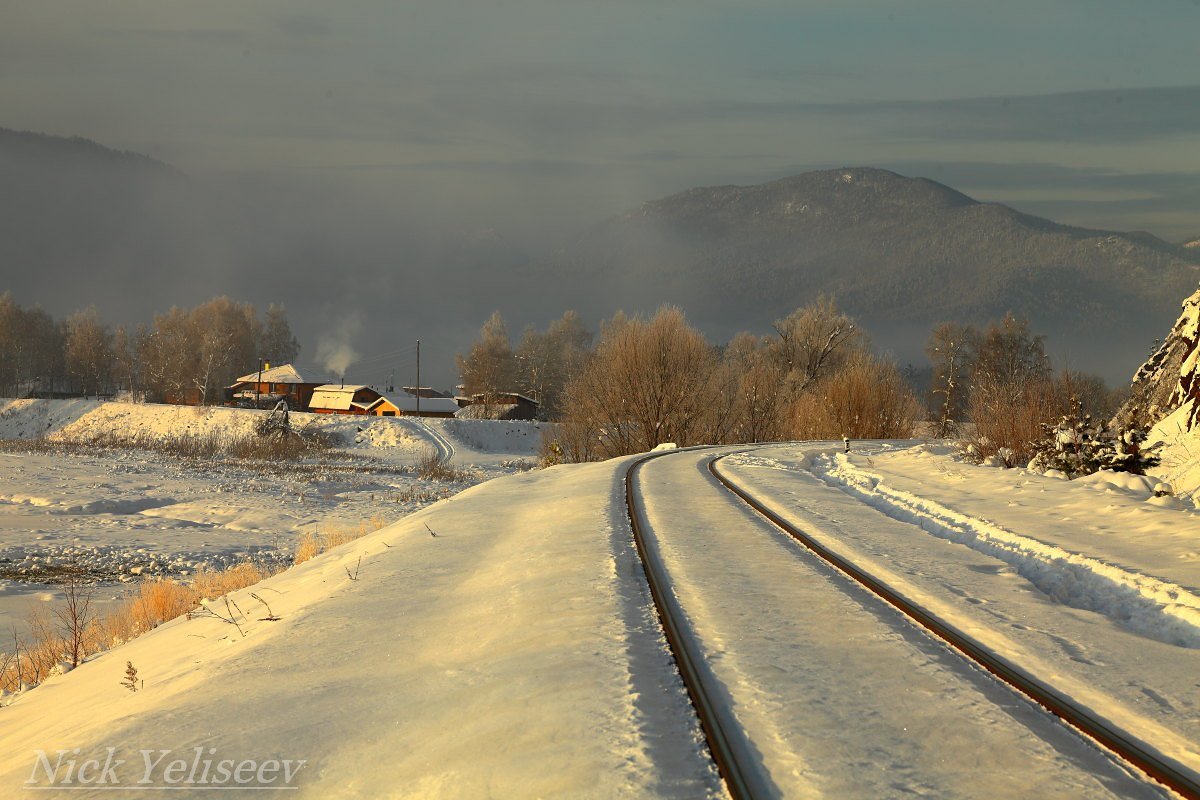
left=624, top=446, right=1200, bottom=800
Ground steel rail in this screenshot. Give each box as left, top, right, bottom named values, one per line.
left=625, top=450, right=771, bottom=800
left=707, top=453, right=1200, bottom=800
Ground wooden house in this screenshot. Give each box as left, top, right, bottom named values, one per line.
left=227, top=364, right=325, bottom=410
left=307, top=384, right=384, bottom=415
left=455, top=391, right=539, bottom=420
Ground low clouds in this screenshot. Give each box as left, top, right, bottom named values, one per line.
left=854, top=86, right=1200, bottom=145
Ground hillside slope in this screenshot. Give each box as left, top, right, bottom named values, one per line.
left=544, top=168, right=1199, bottom=377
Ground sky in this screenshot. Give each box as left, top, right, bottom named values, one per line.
left=2, top=0, right=1199, bottom=384
left=5, top=0, right=1199, bottom=239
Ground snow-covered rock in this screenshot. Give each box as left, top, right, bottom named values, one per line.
left=1121, top=285, right=1200, bottom=428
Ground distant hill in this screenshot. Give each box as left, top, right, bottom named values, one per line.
left=2, top=132, right=1196, bottom=385
left=0, top=127, right=533, bottom=386
left=0, top=127, right=223, bottom=315
left=540, top=168, right=1200, bottom=379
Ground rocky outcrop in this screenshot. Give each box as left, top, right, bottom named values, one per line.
left=1120, top=286, right=1200, bottom=429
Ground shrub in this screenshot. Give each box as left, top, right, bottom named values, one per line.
left=788, top=353, right=922, bottom=440
left=1, top=559, right=280, bottom=695
left=414, top=446, right=471, bottom=482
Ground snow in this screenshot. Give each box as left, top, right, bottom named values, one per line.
left=3, top=407, right=1198, bottom=794
left=388, top=395, right=461, bottom=415
left=0, top=399, right=550, bottom=638
left=1148, top=404, right=1200, bottom=501
left=722, top=442, right=1200, bottom=783
left=231, top=363, right=314, bottom=385
left=308, top=385, right=373, bottom=411
left=640, top=447, right=1165, bottom=797
left=0, top=458, right=720, bottom=797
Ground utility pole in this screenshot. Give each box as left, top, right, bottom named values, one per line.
left=416, top=339, right=421, bottom=418
left=256, top=358, right=264, bottom=410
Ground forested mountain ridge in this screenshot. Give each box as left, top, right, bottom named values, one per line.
left=544, top=168, right=1199, bottom=378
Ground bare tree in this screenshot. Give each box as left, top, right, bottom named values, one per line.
left=926, top=322, right=977, bottom=438
left=142, top=306, right=192, bottom=401
left=771, top=295, right=866, bottom=393
left=723, top=333, right=788, bottom=443
left=0, top=292, right=22, bottom=396
left=260, top=303, right=300, bottom=365
left=457, top=311, right=518, bottom=413
left=515, top=310, right=593, bottom=419
left=52, top=566, right=95, bottom=668
left=111, top=324, right=148, bottom=398
left=965, top=314, right=1057, bottom=464
left=563, top=306, right=718, bottom=457
left=64, top=307, right=113, bottom=398
left=189, top=298, right=260, bottom=404
left=790, top=352, right=922, bottom=440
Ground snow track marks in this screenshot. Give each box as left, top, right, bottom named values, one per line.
left=811, top=452, right=1200, bottom=649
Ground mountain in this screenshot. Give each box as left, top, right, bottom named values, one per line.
left=0, top=127, right=224, bottom=315
left=3, top=133, right=1196, bottom=385
left=540, top=168, right=1200, bottom=380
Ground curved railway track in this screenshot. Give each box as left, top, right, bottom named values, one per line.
left=624, top=446, right=1200, bottom=800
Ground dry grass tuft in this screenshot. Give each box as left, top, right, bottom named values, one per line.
left=414, top=446, right=472, bottom=482
left=293, top=517, right=388, bottom=565
left=1, top=514, right=392, bottom=695
left=1, top=559, right=280, bottom=694
left=0, top=426, right=340, bottom=463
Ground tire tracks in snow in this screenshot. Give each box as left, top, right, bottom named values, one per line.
left=403, top=417, right=456, bottom=463
left=809, top=452, right=1200, bottom=650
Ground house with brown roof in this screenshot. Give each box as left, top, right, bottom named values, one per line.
left=227, top=364, right=327, bottom=410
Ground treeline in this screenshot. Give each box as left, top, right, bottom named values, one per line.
left=0, top=294, right=299, bottom=403
left=458, top=301, right=1128, bottom=464
left=926, top=314, right=1125, bottom=466
left=458, top=298, right=923, bottom=460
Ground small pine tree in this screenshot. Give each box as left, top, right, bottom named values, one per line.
left=121, top=661, right=139, bottom=693
left=1100, top=426, right=1160, bottom=475
left=1029, top=399, right=1159, bottom=477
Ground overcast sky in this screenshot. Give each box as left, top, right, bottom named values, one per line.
left=5, top=0, right=1200, bottom=241
left=3, top=1, right=1199, bottom=386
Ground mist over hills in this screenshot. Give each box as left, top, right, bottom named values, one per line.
left=0, top=128, right=531, bottom=386
left=1, top=128, right=1196, bottom=386
left=545, top=168, right=1200, bottom=381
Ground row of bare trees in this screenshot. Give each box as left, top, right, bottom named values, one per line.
left=458, top=298, right=922, bottom=459
left=0, top=293, right=299, bottom=403
left=557, top=301, right=920, bottom=460
left=459, top=301, right=1124, bottom=464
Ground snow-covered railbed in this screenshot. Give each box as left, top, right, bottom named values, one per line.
left=0, top=458, right=720, bottom=797
left=720, top=442, right=1200, bottom=787
left=635, top=448, right=1161, bottom=797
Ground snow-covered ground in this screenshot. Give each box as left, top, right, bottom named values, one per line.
left=2, top=419, right=1198, bottom=795
left=721, top=442, right=1200, bottom=788
left=0, top=457, right=720, bottom=798
left=0, top=399, right=549, bottom=638
left=0, top=398, right=550, bottom=468
left=1148, top=404, right=1200, bottom=501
